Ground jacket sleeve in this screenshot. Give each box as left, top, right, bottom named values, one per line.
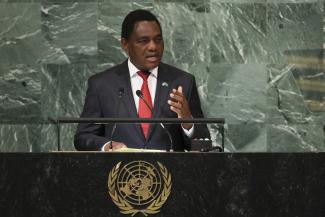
left=187, top=76, right=211, bottom=140
left=74, top=77, right=109, bottom=151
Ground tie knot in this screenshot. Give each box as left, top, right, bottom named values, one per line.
left=137, top=71, right=150, bottom=81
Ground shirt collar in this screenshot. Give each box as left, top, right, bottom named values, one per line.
left=128, top=58, right=158, bottom=78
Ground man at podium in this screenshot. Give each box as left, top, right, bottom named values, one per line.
left=74, top=9, right=210, bottom=152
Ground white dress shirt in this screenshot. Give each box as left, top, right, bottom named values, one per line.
left=128, top=58, right=158, bottom=111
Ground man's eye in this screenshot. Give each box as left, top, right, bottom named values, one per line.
left=138, top=39, right=149, bottom=43
left=155, top=38, right=162, bottom=43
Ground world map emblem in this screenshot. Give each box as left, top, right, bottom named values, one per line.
left=108, top=161, right=172, bottom=216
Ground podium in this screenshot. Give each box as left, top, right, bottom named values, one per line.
left=0, top=152, right=324, bottom=217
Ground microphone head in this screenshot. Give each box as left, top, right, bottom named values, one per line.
left=136, top=90, right=144, bottom=98
left=118, top=87, right=124, bottom=97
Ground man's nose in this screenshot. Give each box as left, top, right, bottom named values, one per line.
left=147, top=40, right=157, bottom=51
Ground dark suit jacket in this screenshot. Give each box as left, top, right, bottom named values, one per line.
left=74, top=60, right=210, bottom=151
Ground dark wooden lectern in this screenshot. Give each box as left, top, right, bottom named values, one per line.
left=0, top=152, right=324, bottom=217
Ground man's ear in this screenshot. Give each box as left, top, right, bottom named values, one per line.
left=121, top=38, right=128, bottom=55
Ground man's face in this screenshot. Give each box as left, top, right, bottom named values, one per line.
left=121, top=21, right=164, bottom=71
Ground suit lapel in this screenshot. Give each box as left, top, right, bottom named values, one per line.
left=147, top=63, right=172, bottom=141
left=118, top=61, right=137, bottom=117
left=153, top=65, right=171, bottom=118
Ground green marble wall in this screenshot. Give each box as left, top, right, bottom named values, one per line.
left=0, top=0, right=324, bottom=152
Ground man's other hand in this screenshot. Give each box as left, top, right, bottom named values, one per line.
left=103, top=141, right=127, bottom=152
left=168, top=86, right=193, bottom=130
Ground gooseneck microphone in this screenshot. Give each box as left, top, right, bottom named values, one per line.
left=136, top=90, right=174, bottom=152
left=109, top=87, right=124, bottom=150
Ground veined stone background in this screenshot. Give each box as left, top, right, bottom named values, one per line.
left=0, top=0, right=324, bottom=152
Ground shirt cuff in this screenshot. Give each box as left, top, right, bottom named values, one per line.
left=101, top=142, right=110, bottom=151
left=182, top=125, right=194, bottom=138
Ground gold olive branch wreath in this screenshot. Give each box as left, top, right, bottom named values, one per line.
left=108, top=162, right=172, bottom=216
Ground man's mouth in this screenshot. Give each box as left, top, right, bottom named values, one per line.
left=146, top=55, right=159, bottom=62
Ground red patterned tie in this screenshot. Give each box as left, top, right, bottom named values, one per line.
left=137, top=71, right=153, bottom=139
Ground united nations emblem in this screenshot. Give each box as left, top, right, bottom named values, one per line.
left=108, top=161, right=172, bottom=216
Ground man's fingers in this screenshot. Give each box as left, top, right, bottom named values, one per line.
left=172, top=88, right=184, bottom=96
left=170, top=92, right=184, bottom=103
left=170, top=106, right=182, bottom=116
left=115, top=142, right=126, bottom=149
left=110, top=142, right=127, bottom=151
left=168, top=86, right=189, bottom=118
left=168, top=99, right=182, bottom=109
left=104, top=141, right=127, bottom=152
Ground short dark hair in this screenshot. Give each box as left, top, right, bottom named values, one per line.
left=121, top=9, right=162, bottom=40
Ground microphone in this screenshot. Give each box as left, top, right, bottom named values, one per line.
left=109, top=87, right=124, bottom=150
left=136, top=90, right=174, bottom=152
